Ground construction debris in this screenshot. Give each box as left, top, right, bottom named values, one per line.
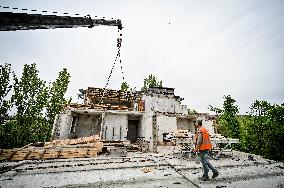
left=74, top=87, right=145, bottom=112
left=0, top=136, right=150, bottom=161
left=1, top=149, right=283, bottom=188
left=85, top=87, right=142, bottom=103
left=142, top=167, right=152, bottom=173
left=0, top=135, right=103, bottom=161
left=211, top=134, right=239, bottom=158
left=64, top=103, right=130, bottom=111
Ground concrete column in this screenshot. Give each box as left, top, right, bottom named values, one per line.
left=58, top=114, right=73, bottom=139
left=121, top=115, right=128, bottom=141
left=101, top=112, right=106, bottom=140
left=152, top=114, right=158, bottom=153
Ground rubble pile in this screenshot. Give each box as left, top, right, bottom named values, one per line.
left=85, top=87, right=143, bottom=103
left=68, top=87, right=145, bottom=111
left=0, top=135, right=103, bottom=161
left=64, top=103, right=130, bottom=111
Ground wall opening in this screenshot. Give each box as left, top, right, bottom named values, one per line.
left=127, top=115, right=141, bottom=142
left=70, top=116, right=77, bottom=133
left=177, top=118, right=195, bottom=133
left=75, top=114, right=102, bottom=137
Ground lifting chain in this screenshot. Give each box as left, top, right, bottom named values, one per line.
left=100, top=30, right=124, bottom=104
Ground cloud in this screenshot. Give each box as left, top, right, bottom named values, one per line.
left=1, top=0, right=283, bottom=113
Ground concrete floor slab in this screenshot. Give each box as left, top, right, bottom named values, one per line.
left=0, top=150, right=283, bottom=188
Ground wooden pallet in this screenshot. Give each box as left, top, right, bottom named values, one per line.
left=0, top=136, right=103, bottom=161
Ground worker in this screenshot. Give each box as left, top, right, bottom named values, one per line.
left=194, top=120, right=219, bottom=181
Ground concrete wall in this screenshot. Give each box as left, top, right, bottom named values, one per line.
left=156, top=115, right=177, bottom=142
left=51, top=114, right=61, bottom=139
left=177, top=118, right=195, bottom=133
left=139, top=112, right=154, bottom=151
left=103, top=114, right=128, bottom=141
left=197, top=116, right=215, bottom=136
left=202, top=120, right=215, bottom=136
left=140, top=95, right=189, bottom=151
left=52, top=113, right=73, bottom=139
left=143, top=95, right=188, bottom=115
left=76, top=114, right=101, bottom=138
left=52, top=93, right=189, bottom=149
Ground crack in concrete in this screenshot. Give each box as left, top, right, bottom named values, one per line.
left=163, top=158, right=201, bottom=188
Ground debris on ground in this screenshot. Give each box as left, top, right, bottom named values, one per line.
left=142, top=167, right=152, bottom=173
left=0, top=149, right=283, bottom=188
left=0, top=135, right=103, bottom=161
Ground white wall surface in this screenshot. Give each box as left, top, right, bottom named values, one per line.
left=156, top=115, right=177, bottom=142
left=76, top=114, right=101, bottom=138
left=140, top=112, right=153, bottom=151
left=143, top=95, right=188, bottom=115
left=177, top=118, right=195, bottom=133
left=103, top=114, right=128, bottom=141
left=197, top=116, right=215, bottom=136
left=55, top=113, right=73, bottom=139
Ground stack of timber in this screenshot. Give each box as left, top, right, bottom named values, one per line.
left=102, top=140, right=141, bottom=152
left=65, top=103, right=129, bottom=111
left=0, top=135, right=103, bottom=161
left=173, top=129, right=193, bottom=138
left=86, top=87, right=142, bottom=102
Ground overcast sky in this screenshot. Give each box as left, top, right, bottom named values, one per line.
left=1, top=0, right=283, bottom=114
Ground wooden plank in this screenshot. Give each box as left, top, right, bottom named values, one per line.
left=1, top=136, right=103, bottom=161
left=58, top=148, right=88, bottom=159
left=7, top=143, right=34, bottom=160
left=26, top=150, right=43, bottom=160
left=85, top=148, right=98, bottom=156
left=56, top=149, right=62, bottom=158
left=0, top=149, right=14, bottom=160
left=11, top=150, right=31, bottom=161
left=23, top=150, right=32, bottom=160
left=41, top=149, right=60, bottom=159
left=8, top=150, right=18, bottom=160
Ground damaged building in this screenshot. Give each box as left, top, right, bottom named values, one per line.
left=52, top=86, right=197, bottom=152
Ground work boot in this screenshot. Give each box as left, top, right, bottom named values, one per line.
left=212, top=171, right=219, bottom=178
left=198, top=176, right=210, bottom=181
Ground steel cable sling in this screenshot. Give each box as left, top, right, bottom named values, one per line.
left=100, top=32, right=125, bottom=104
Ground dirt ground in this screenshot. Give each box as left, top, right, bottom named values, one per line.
left=0, top=147, right=283, bottom=188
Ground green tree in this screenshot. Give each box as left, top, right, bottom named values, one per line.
left=46, top=68, right=71, bottom=135
left=0, top=63, right=14, bottom=148
left=249, top=100, right=271, bottom=155
left=0, top=63, right=71, bottom=148
left=188, top=109, right=198, bottom=115
left=210, top=96, right=284, bottom=161
left=143, top=74, right=163, bottom=91
left=239, top=101, right=284, bottom=161
left=209, top=95, right=240, bottom=138
left=120, top=81, right=129, bottom=91
left=0, top=63, right=13, bottom=125
left=11, top=63, right=49, bottom=146
left=266, top=103, right=284, bottom=161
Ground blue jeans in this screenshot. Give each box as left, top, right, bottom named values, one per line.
left=199, top=150, right=218, bottom=177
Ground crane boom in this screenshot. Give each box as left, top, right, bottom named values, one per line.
left=0, top=12, right=122, bottom=31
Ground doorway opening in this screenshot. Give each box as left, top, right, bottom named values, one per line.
left=127, top=115, right=140, bottom=142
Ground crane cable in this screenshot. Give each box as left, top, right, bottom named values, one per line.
left=100, top=31, right=124, bottom=104
left=99, top=31, right=124, bottom=140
